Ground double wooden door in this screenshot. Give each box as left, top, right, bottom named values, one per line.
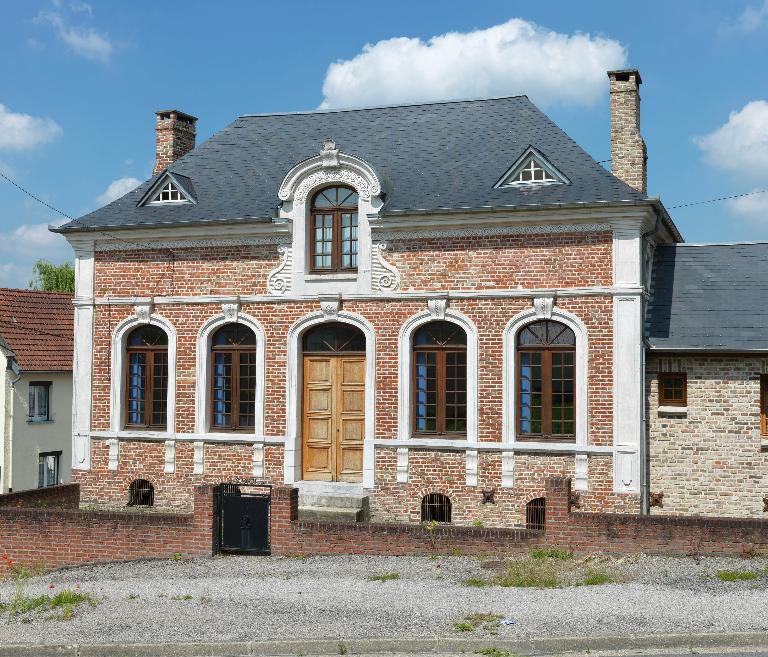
left=302, top=355, right=365, bottom=482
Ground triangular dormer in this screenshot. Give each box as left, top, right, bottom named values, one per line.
left=494, top=147, right=569, bottom=188
left=137, top=171, right=197, bottom=206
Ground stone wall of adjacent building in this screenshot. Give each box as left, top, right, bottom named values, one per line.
left=647, top=355, right=768, bottom=518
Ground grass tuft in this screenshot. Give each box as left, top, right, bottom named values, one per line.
left=581, top=571, right=616, bottom=586
left=463, top=576, right=491, bottom=587
left=477, top=649, right=518, bottom=657
left=530, top=548, right=571, bottom=560
left=717, top=570, right=760, bottom=582
left=367, top=572, right=401, bottom=582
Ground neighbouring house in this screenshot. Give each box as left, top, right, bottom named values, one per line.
left=52, top=69, right=767, bottom=525
left=0, top=289, right=73, bottom=493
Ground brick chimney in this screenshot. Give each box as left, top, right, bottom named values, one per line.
left=607, top=70, right=647, bottom=194
left=153, top=109, right=197, bottom=175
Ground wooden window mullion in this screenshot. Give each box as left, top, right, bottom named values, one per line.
left=437, top=350, right=446, bottom=435
left=233, top=350, right=241, bottom=430
left=145, top=351, right=154, bottom=427
left=542, top=350, right=551, bottom=436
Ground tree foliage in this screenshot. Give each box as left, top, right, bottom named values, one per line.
left=29, top=260, right=75, bottom=293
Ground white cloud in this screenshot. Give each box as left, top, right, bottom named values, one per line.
left=319, top=19, right=627, bottom=109
left=11, top=222, right=65, bottom=248
left=35, top=8, right=112, bottom=62
left=726, top=191, right=768, bottom=223
left=97, top=177, right=141, bottom=205
left=728, top=0, right=768, bottom=32
left=0, top=104, right=62, bottom=151
left=695, top=101, right=768, bottom=177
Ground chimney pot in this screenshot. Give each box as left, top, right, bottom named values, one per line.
left=153, top=109, right=197, bottom=175
left=608, top=69, right=647, bottom=194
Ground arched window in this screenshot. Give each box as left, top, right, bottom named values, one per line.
left=525, top=497, right=545, bottom=531
left=517, top=320, right=576, bottom=441
left=421, top=493, right=452, bottom=523
left=309, top=185, right=359, bottom=272
left=128, top=479, right=154, bottom=506
left=302, top=322, right=366, bottom=353
left=413, top=321, right=467, bottom=436
left=211, top=324, right=258, bottom=430
left=126, top=325, right=168, bottom=429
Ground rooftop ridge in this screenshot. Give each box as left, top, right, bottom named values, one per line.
left=239, top=94, right=530, bottom=118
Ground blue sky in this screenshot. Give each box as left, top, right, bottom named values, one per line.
left=0, top=0, right=766, bottom=287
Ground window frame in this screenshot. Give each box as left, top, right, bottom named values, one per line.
left=760, top=375, right=768, bottom=436
left=411, top=321, right=468, bottom=438
left=28, top=381, right=52, bottom=422
left=308, top=186, right=359, bottom=273
left=124, top=329, right=169, bottom=430
left=658, top=372, right=687, bottom=407
left=209, top=325, right=258, bottom=432
left=37, top=450, right=61, bottom=488
left=149, top=181, right=188, bottom=204
left=516, top=321, right=576, bottom=443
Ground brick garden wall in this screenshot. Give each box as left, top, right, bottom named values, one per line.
left=0, top=484, right=79, bottom=509
left=647, top=355, right=768, bottom=518
left=0, top=484, right=216, bottom=571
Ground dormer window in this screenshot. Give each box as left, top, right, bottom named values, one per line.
left=309, top=185, right=359, bottom=273
left=495, top=147, right=569, bottom=189
left=153, top=181, right=185, bottom=203
left=511, top=158, right=556, bottom=184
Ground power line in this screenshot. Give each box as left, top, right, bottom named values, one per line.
left=669, top=188, right=768, bottom=210
left=0, top=171, right=74, bottom=220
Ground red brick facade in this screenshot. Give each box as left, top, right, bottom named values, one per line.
left=75, top=229, right=640, bottom=526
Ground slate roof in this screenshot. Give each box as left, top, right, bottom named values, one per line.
left=56, top=95, right=650, bottom=233
left=646, top=243, right=768, bottom=351
left=0, top=289, right=74, bottom=371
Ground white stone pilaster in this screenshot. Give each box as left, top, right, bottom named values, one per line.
left=501, top=452, right=515, bottom=488
left=107, top=438, right=119, bottom=470
left=252, top=443, right=264, bottom=478
left=193, top=441, right=205, bottom=475
left=396, top=447, right=409, bottom=483
left=164, top=440, right=176, bottom=473
left=465, top=449, right=478, bottom=487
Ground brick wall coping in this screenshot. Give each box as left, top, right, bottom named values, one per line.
left=292, top=520, right=539, bottom=540
left=0, top=506, right=195, bottom=525
left=572, top=511, right=768, bottom=530
left=0, top=484, right=79, bottom=508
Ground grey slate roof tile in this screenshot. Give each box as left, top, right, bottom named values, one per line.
left=646, top=243, right=768, bottom=351
left=57, top=96, right=647, bottom=232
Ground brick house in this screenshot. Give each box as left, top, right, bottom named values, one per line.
left=53, top=69, right=767, bottom=525
left=0, top=289, right=73, bottom=493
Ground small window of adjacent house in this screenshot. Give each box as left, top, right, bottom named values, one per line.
left=28, top=382, right=51, bottom=422
left=512, top=158, right=556, bottom=184
left=658, top=373, right=686, bottom=406
left=152, top=181, right=185, bottom=203
left=37, top=451, right=60, bottom=488
left=761, top=375, right=768, bottom=436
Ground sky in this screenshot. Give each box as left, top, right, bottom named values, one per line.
left=0, top=0, right=766, bottom=288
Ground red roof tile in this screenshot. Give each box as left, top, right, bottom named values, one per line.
left=0, top=288, right=73, bottom=371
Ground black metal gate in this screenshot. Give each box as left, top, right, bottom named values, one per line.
left=218, top=483, right=271, bottom=555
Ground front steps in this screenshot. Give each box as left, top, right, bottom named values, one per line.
left=295, top=481, right=369, bottom=523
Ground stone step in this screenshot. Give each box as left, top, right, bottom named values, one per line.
left=298, top=504, right=367, bottom=522
left=298, top=491, right=366, bottom=510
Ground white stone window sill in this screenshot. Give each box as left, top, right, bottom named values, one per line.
left=304, top=273, right=358, bottom=282
left=658, top=405, right=688, bottom=415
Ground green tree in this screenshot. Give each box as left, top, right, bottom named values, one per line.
left=29, top=260, right=75, bottom=293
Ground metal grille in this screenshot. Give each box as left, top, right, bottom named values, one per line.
left=128, top=479, right=154, bottom=507
left=421, top=493, right=452, bottom=523
left=525, top=497, right=545, bottom=531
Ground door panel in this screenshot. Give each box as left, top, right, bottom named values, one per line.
left=302, top=357, right=334, bottom=480
left=302, top=355, right=365, bottom=482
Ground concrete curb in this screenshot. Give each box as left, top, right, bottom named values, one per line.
left=2, top=632, right=768, bottom=657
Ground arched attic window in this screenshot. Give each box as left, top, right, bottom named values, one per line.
left=309, top=186, right=359, bottom=272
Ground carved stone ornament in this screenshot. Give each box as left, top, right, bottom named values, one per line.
left=222, top=300, right=240, bottom=322
left=427, top=297, right=448, bottom=319
left=267, top=244, right=292, bottom=295
left=320, top=138, right=339, bottom=168
left=533, top=296, right=554, bottom=319
left=134, top=301, right=153, bottom=324
left=295, top=169, right=371, bottom=203
left=319, top=295, right=341, bottom=317
left=371, top=241, right=401, bottom=292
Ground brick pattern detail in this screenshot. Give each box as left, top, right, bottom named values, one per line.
left=387, top=232, right=613, bottom=291
left=0, top=484, right=215, bottom=571
left=647, top=355, right=768, bottom=518
left=609, top=70, right=647, bottom=194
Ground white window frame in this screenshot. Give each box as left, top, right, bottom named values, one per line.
left=149, top=181, right=188, bottom=205
left=195, top=310, right=266, bottom=437
left=38, top=451, right=60, bottom=487
left=494, top=146, right=569, bottom=189
left=397, top=308, right=479, bottom=442
left=28, top=381, right=52, bottom=423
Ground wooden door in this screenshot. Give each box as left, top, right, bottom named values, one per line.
left=302, top=356, right=364, bottom=482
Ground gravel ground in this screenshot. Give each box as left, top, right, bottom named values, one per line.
left=1, top=554, right=768, bottom=645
